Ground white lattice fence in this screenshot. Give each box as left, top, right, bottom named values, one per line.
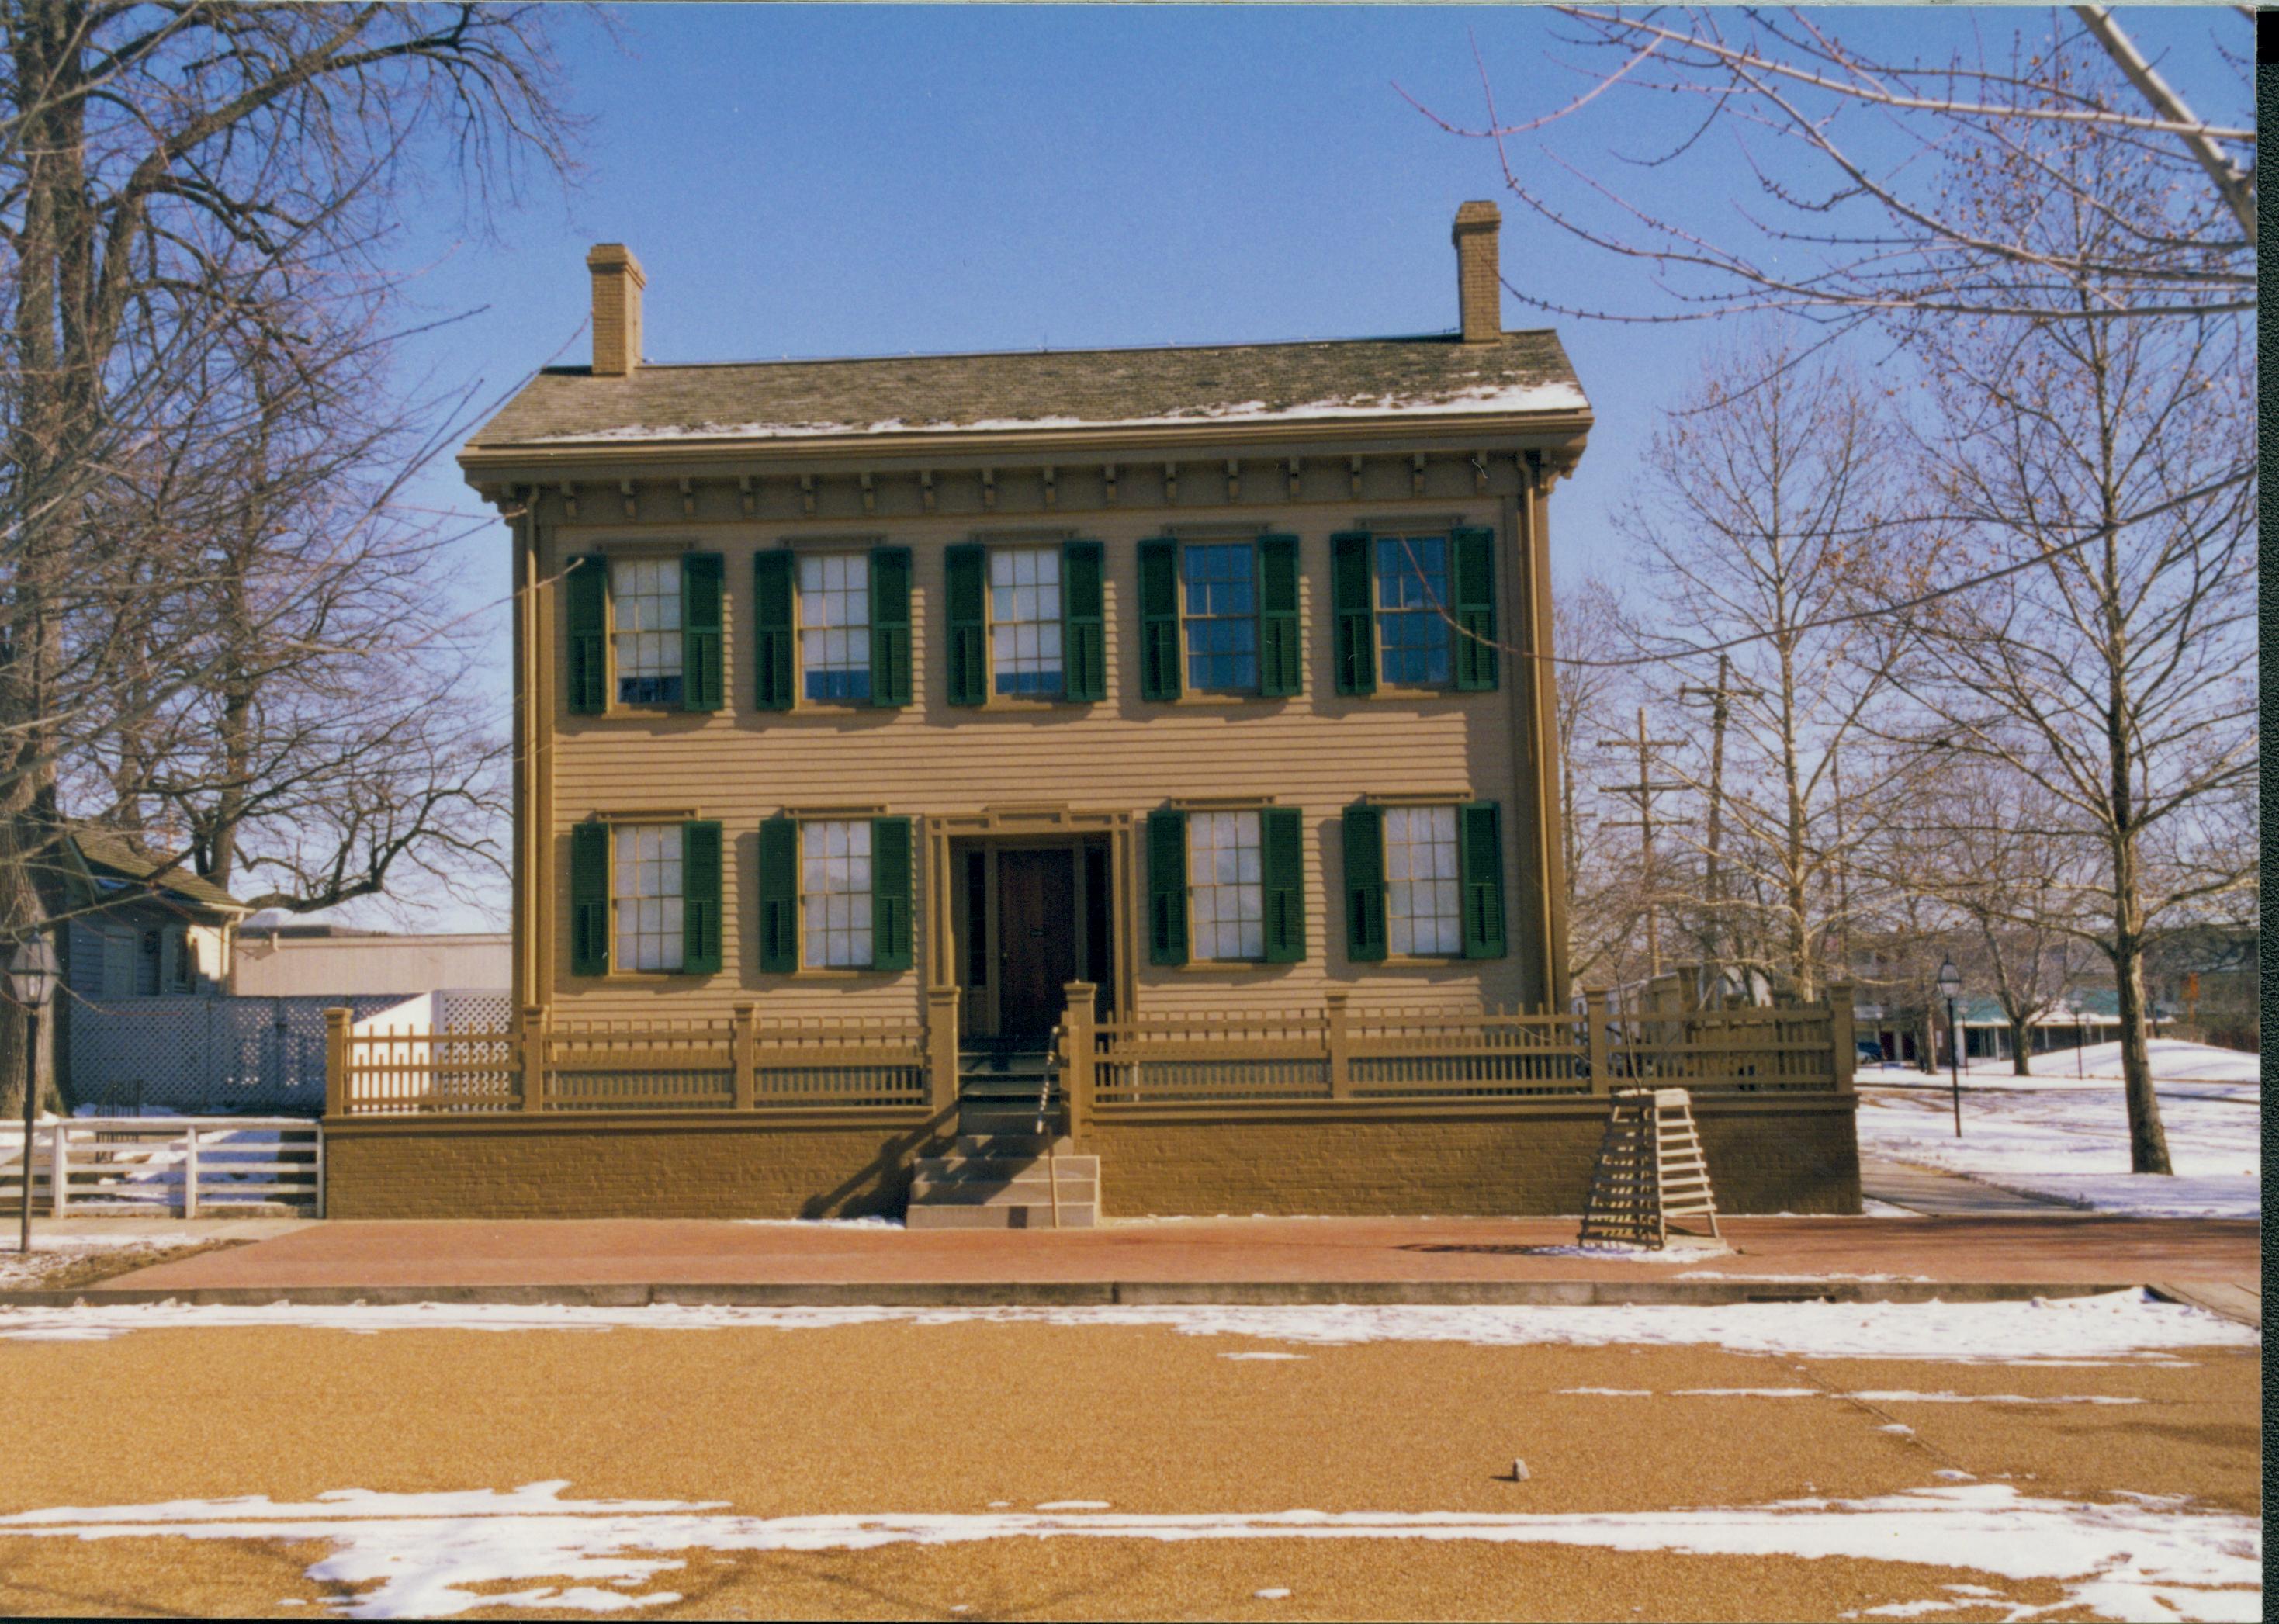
left=71, top=995, right=400, bottom=1113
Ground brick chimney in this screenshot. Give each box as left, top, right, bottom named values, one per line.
left=587, top=244, right=646, bottom=376
left=1452, top=202, right=1502, bottom=343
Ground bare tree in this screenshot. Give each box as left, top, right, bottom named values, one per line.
left=1886, top=103, right=2256, bottom=1172
left=0, top=2, right=570, bottom=1112
left=1553, top=574, right=1652, bottom=989
left=1617, top=330, right=1913, bottom=1001
left=1410, top=7, right=2253, bottom=327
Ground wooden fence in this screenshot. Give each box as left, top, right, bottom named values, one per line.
left=327, top=985, right=1856, bottom=1131
left=0, top=1118, right=322, bottom=1215
left=327, top=1005, right=928, bottom=1117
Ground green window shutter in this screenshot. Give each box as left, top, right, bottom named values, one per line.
left=1146, top=808, right=1189, bottom=965
left=1452, top=527, right=1498, bottom=692
left=1062, top=541, right=1106, bottom=702
left=565, top=556, right=608, bottom=715
left=681, top=819, right=723, bottom=974
left=871, top=815, right=913, bottom=970
left=1331, top=532, right=1376, bottom=696
left=1137, top=538, right=1182, bottom=702
left=1459, top=801, right=1507, bottom=960
left=1342, top=803, right=1387, bottom=963
left=757, top=815, right=799, bottom=974
left=1260, top=806, right=1305, bottom=964
left=869, top=548, right=913, bottom=707
left=753, top=552, right=795, bottom=711
left=945, top=544, right=987, bottom=706
left=1258, top=535, right=1302, bottom=698
left=570, top=821, right=610, bottom=975
left=681, top=553, right=725, bottom=711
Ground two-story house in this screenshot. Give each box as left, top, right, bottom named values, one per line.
left=320, top=202, right=1862, bottom=1222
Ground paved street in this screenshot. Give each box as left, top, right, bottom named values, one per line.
left=0, top=1297, right=2256, bottom=1619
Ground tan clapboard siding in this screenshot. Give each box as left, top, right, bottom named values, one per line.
left=544, top=509, right=1532, bottom=1023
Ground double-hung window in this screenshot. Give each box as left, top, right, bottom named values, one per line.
left=989, top=548, right=1063, bottom=698
left=1331, top=528, right=1497, bottom=696
left=1144, top=805, right=1304, bottom=966
left=1383, top=805, right=1463, bottom=956
left=798, top=555, right=870, bottom=703
left=944, top=541, right=1103, bottom=705
left=799, top=819, right=873, bottom=968
left=1187, top=809, right=1264, bottom=961
left=613, top=822, right=685, bottom=971
left=567, top=818, right=723, bottom=977
left=1138, top=535, right=1301, bottom=701
left=564, top=552, right=724, bottom=714
left=754, top=547, right=910, bottom=711
left=1374, top=536, right=1451, bottom=687
left=611, top=558, right=684, bottom=705
left=1183, top=545, right=1258, bottom=693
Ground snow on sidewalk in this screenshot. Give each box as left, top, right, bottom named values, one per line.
left=1856, top=1041, right=2260, bottom=1218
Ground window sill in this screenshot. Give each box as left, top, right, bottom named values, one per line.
left=1164, top=691, right=1291, bottom=708
left=1169, top=959, right=1292, bottom=973
left=598, top=969, right=705, bottom=982
left=568, top=705, right=709, bottom=722
left=791, top=967, right=905, bottom=980
left=975, top=695, right=1086, bottom=713
left=1378, top=954, right=1470, bottom=968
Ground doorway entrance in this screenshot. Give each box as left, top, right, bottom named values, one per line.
left=951, top=835, right=1116, bottom=1045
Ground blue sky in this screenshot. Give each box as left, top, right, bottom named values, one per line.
left=376, top=5, right=2251, bottom=930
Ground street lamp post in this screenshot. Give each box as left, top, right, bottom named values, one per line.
left=10, top=934, right=59, bottom=1255
left=1935, top=957, right=1964, bottom=1139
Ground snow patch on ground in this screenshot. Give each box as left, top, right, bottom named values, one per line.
left=0, top=1231, right=218, bottom=1290
left=0, top=1480, right=2253, bottom=1622
left=1521, top=1242, right=1731, bottom=1264
left=1559, top=1388, right=2144, bottom=1406
left=1857, top=1041, right=2260, bottom=1218
left=0, top=1290, right=2252, bottom=1363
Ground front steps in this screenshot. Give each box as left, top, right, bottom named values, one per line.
left=906, top=1047, right=1099, bottom=1228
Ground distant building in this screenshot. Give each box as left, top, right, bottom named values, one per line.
left=231, top=923, right=511, bottom=1000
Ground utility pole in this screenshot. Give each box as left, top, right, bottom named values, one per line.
left=1597, top=707, right=1687, bottom=978
left=1676, top=656, right=1758, bottom=989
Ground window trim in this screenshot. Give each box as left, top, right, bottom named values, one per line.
left=790, top=549, right=878, bottom=712
left=1379, top=802, right=1466, bottom=961
left=1177, top=538, right=1264, bottom=698
left=1369, top=532, right=1457, bottom=694
left=982, top=542, right=1071, bottom=705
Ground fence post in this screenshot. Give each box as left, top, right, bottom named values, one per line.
left=180, top=1124, right=198, bottom=1219
left=1826, top=981, right=1858, bottom=1096
left=1324, top=991, right=1352, bottom=1100
left=733, top=1002, right=757, bottom=1110
left=924, top=985, right=961, bottom=1123
left=521, top=1005, right=549, bottom=1113
left=50, top=1121, right=67, bottom=1217
left=1585, top=987, right=1612, bottom=1095
left=1061, top=982, right=1096, bottom=1146
left=324, top=1007, right=351, bottom=1118
left=312, top=1124, right=326, bottom=1220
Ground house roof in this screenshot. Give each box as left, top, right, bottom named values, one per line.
left=465, top=330, right=1588, bottom=449
left=68, top=830, right=248, bottom=916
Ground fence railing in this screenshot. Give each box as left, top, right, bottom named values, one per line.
left=327, top=983, right=1856, bottom=1131
left=0, top=1117, right=323, bottom=1215
left=1059, top=984, right=1858, bottom=1138
left=328, top=1005, right=929, bottom=1118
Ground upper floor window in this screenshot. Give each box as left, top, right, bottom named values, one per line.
left=801, top=819, right=874, bottom=968
left=1183, top=544, right=1259, bottom=693
left=798, top=555, right=871, bottom=703
left=1374, top=535, right=1451, bottom=687
left=611, top=557, right=684, bottom=705
left=613, top=822, right=684, bottom=972
left=1383, top=804, right=1461, bottom=956
left=990, top=548, right=1064, bottom=698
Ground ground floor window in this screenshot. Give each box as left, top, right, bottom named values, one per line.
left=1384, top=805, right=1461, bottom=955
left=1188, top=809, right=1263, bottom=961
left=802, top=819, right=874, bottom=968
left=613, top=822, right=684, bottom=972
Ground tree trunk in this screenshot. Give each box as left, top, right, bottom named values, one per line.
left=2008, top=1014, right=2033, bottom=1076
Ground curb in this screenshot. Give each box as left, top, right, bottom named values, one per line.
left=0, top=1279, right=2145, bottom=1311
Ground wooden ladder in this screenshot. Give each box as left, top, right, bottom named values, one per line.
left=1578, top=1087, right=1720, bottom=1248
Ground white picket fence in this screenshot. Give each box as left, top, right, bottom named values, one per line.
left=0, top=1118, right=322, bottom=1217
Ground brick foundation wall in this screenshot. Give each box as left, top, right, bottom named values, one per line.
left=1089, top=1098, right=1861, bottom=1217
left=323, top=1098, right=1858, bottom=1220
left=325, top=1110, right=944, bottom=1220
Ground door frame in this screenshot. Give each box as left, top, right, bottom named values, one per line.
left=929, top=807, right=1134, bottom=1041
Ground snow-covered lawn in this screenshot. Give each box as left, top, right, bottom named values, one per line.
left=1856, top=1041, right=2260, bottom=1218
left=0, top=1229, right=218, bottom=1290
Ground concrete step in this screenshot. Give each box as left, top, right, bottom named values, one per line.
left=911, top=1177, right=1100, bottom=1206
left=916, top=1154, right=1098, bottom=1182
left=959, top=1114, right=1065, bottom=1139
left=906, top=1200, right=1098, bottom=1230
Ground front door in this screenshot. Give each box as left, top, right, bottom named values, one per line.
left=996, top=848, right=1076, bottom=1043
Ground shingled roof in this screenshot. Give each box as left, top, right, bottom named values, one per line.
left=467, top=330, right=1587, bottom=448
left=69, top=829, right=248, bottom=915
